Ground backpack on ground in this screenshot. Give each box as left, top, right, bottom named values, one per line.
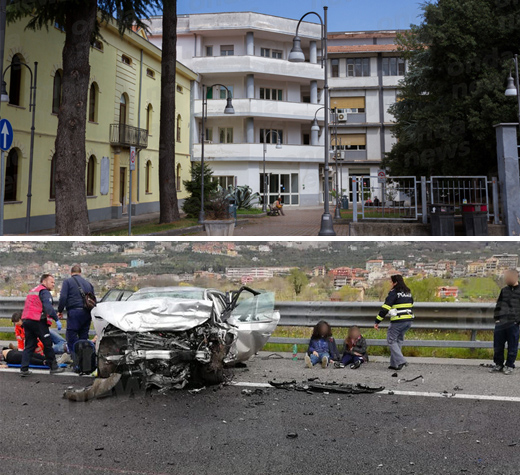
left=73, top=339, right=97, bottom=375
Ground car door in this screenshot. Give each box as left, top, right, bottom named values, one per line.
left=226, top=288, right=280, bottom=361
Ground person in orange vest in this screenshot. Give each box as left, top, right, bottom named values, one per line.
left=20, top=274, right=64, bottom=377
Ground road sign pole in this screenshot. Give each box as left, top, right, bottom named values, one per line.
left=0, top=149, right=4, bottom=235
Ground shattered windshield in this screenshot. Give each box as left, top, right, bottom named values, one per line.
left=230, top=291, right=275, bottom=322
left=128, top=290, right=205, bottom=301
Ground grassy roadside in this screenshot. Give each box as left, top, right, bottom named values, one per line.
left=264, top=326, right=494, bottom=360
left=94, top=218, right=199, bottom=236
left=236, top=208, right=264, bottom=215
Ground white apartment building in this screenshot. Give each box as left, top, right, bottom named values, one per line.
left=145, top=14, right=407, bottom=208
left=328, top=30, right=406, bottom=203
left=147, top=12, right=327, bottom=207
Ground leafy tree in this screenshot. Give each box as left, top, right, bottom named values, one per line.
left=383, top=0, right=520, bottom=176
left=158, top=0, right=180, bottom=223
left=287, top=269, right=309, bottom=296
left=182, top=163, right=219, bottom=218
left=7, top=0, right=159, bottom=234
left=407, top=276, right=444, bottom=302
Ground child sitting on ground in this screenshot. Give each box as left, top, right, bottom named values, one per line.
left=305, top=320, right=339, bottom=368
left=339, top=326, right=367, bottom=369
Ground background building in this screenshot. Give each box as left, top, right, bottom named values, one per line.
left=328, top=30, right=406, bottom=204
left=2, top=18, right=196, bottom=233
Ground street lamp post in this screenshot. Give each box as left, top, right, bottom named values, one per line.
left=262, top=130, right=282, bottom=212
left=199, top=83, right=234, bottom=224
left=1, top=61, right=38, bottom=235
left=505, top=53, right=520, bottom=125
left=311, top=104, right=341, bottom=219
left=289, top=6, right=335, bottom=236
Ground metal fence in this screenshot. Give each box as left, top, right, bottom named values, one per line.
left=360, top=176, right=418, bottom=220
left=351, top=175, right=499, bottom=224
left=0, top=299, right=496, bottom=350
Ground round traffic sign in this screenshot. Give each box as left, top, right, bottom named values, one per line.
left=0, top=119, right=13, bottom=151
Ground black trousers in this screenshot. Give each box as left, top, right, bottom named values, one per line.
left=6, top=349, right=45, bottom=366
left=21, top=319, right=56, bottom=371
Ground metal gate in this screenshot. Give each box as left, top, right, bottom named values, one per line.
left=359, top=176, right=418, bottom=220
left=429, top=176, right=490, bottom=221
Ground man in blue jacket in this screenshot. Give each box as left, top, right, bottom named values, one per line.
left=58, top=265, right=96, bottom=356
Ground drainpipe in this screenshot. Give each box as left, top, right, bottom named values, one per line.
left=137, top=48, right=143, bottom=203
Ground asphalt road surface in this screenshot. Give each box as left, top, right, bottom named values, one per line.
left=2, top=358, right=520, bottom=475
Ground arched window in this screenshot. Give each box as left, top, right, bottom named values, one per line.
left=88, top=82, right=97, bottom=122
left=176, top=115, right=182, bottom=142
left=176, top=163, right=182, bottom=191
left=9, top=55, right=23, bottom=106
left=86, top=155, right=95, bottom=196
left=52, top=70, right=62, bottom=114
left=146, top=104, right=153, bottom=134
left=119, top=94, right=127, bottom=125
left=5, top=149, right=18, bottom=202
left=145, top=160, right=152, bottom=193
left=50, top=155, right=56, bottom=199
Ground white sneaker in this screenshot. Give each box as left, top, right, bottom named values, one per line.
left=504, top=366, right=514, bottom=375
left=304, top=354, right=312, bottom=369
left=57, top=353, right=73, bottom=365
left=489, top=365, right=504, bottom=373
left=321, top=356, right=328, bottom=368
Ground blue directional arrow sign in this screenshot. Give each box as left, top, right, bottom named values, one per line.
left=0, top=119, right=13, bottom=151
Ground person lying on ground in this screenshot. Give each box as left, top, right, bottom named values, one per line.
left=305, top=320, right=339, bottom=368
left=337, top=326, right=367, bottom=369
left=1, top=347, right=47, bottom=367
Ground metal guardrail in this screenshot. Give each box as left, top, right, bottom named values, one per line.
left=0, top=299, right=496, bottom=349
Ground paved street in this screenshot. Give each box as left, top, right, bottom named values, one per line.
left=195, top=207, right=349, bottom=237
left=2, top=354, right=520, bottom=474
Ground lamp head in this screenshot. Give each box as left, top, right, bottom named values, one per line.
left=505, top=74, right=518, bottom=97
left=1, top=81, right=9, bottom=103
left=288, top=36, right=306, bottom=63
left=224, top=96, right=235, bottom=114
left=311, top=118, right=320, bottom=132
left=276, top=139, right=282, bottom=150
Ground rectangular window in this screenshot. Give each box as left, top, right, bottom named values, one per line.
left=219, top=128, right=233, bottom=144
left=330, top=97, right=366, bottom=113
left=382, top=57, right=406, bottom=76
left=347, top=58, right=370, bottom=77
left=333, top=133, right=366, bottom=151
left=260, top=129, right=283, bottom=144
left=213, top=176, right=235, bottom=189
left=146, top=68, right=155, bottom=78
left=260, top=88, right=283, bottom=101
left=220, top=45, right=234, bottom=56
left=122, top=54, right=132, bottom=65
left=261, top=48, right=270, bottom=57
left=206, top=46, right=213, bottom=57
left=219, top=86, right=233, bottom=99
left=331, top=59, right=339, bottom=77
left=272, top=50, right=282, bottom=59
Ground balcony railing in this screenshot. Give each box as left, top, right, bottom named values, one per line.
left=110, top=123, right=148, bottom=149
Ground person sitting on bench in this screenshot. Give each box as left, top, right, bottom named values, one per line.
left=274, top=196, right=285, bottom=216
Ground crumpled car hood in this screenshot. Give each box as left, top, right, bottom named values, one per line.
left=91, top=298, right=215, bottom=333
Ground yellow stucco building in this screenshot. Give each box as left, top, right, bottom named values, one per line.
left=1, top=17, right=197, bottom=233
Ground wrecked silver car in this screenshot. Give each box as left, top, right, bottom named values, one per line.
left=91, top=286, right=280, bottom=390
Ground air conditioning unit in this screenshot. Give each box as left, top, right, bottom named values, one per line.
left=337, top=113, right=347, bottom=122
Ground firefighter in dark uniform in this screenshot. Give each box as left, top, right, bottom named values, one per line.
left=374, top=274, right=414, bottom=371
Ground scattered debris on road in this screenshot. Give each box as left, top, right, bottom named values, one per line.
left=63, top=373, right=123, bottom=402
left=286, top=432, right=298, bottom=439
left=269, top=379, right=384, bottom=394
left=398, top=375, right=424, bottom=384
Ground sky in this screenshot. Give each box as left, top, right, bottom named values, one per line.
left=176, top=0, right=425, bottom=32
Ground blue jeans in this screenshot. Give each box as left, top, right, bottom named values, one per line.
left=493, top=322, right=520, bottom=368
left=310, top=352, right=330, bottom=366
left=341, top=353, right=364, bottom=366
left=66, top=308, right=92, bottom=356
left=50, top=329, right=67, bottom=354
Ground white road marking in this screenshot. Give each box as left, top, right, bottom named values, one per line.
left=231, top=381, right=520, bottom=403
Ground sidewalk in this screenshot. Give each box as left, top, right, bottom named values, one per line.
left=194, top=207, right=349, bottom=237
